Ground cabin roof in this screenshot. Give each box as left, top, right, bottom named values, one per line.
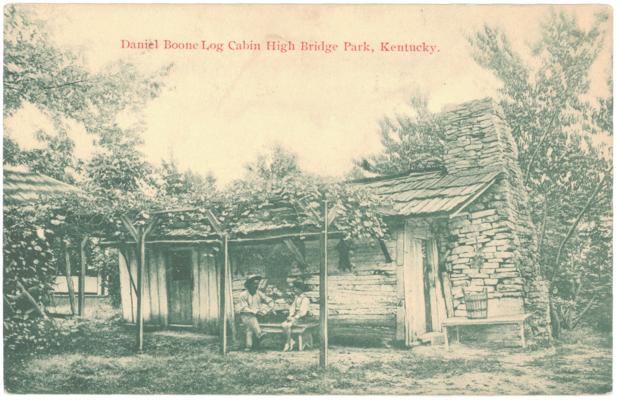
left=356, top=168, right=502, bottom=217
left=3, top=165, right=81, bottom=205
left=149, top=168, right=502, bottom=241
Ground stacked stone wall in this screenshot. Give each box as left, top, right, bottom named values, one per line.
left=446, top=183, right=526, bottom=316
left=442, top=98, right=551, bottom=341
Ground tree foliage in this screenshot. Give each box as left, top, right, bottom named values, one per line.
left=216, top=173, right=386, bottom=241
left=3, top=4, right=172, bottom=352
left=353, top=10, right=611, bottom=335
left=468, top=10, right=612, bottom=334
left=3, top=202, right=69, bottom=353
left=155, top=157, right=217, bottom=203
left=355, top=94, right=447, bottom=176
left=4, top=5, right=171, bottom=182
left=244, top=144, right=303, bottom=181
left=4, top=5, right=170, bottom=127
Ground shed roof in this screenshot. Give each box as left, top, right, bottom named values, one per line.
left=355, top=168, right=502, bottom=217
left=3, top=165, right=80, bottom=205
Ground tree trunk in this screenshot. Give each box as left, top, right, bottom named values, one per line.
left=78, top=237, right=87, bottom=316
left=549, top=298, right=561, bottom=339
left=63, top=240, right=76, bottom=315
left=550, top=170, right=610, bottom=285
left=16, top=281, right=48, bottom=319
left=537, top=197, right=549, bottom=277
left=523, top=111, right=560, bottom=186
left=571, top=294, right=598, bottom=330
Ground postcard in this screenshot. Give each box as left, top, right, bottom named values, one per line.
left=3, top=3, right=612, bottom=395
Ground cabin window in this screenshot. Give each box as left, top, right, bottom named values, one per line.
left=169, top=250, right=192, bottom=281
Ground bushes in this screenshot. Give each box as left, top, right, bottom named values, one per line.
left=3, top=205, right=61, bottom=353
left=3, top=314, right=64, bottom=355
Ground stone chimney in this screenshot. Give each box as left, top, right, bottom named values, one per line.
left=442, top=98, right=518, bottom=175
left=440, top=98, right=551, bottom=341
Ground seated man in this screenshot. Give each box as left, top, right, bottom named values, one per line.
left=237, top=275, right=273, bottom=351
left=282, top=280, right=314, bottom=351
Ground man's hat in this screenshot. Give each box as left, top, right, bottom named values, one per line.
left=244, top=274, right=262, bottom=288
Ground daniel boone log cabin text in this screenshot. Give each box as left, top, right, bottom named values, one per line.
left=121, top=39, right=440, bottom=54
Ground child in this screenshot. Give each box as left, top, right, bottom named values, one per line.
left=282, top=280, right=313, bottom=351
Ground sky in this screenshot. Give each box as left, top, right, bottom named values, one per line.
left=4, top=4, right=613, bottom=186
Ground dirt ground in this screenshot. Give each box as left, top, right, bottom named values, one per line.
left=4, top=317, right=612, bottom=394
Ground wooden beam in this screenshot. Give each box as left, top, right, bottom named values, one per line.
left=119, top=246, right=136, bottom=323
left=151, top=207, right=198, bottom=215
left=327, top=204, right=339, bottom=226
left=283, top=239, right=307, bottom=269
left=441, top=272, right=454, bottom=318
left=120, top=215, right=139, bottom=242
left=136, top=226, right=145, bottom=352
left=378, top=239, right=393, bottom=264
left=135, top=217, right=157, bottom=352
left=144, top=216, right=159, bottom=237
left=63, top=240, right=76, bottom=316
left=16, top=281, right=48, bottom=319
left=220, top=234, right=229, bottom=355
left=225, top=247, right=236, bottom=344
left=205, top=209, right=224, bottom=236
left=450, top=178, right=497, bottom=218
left=78, top=237, right=88, bottom=316
left=229, top=231, right=343, bottom=244
left=319, top=199, right=329, bottom=369
left=101, top=239, right=223, bottom=246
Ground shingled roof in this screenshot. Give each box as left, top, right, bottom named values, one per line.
left=356, top=168, right=502, bottom=217
left=3, top=165, right=80, bottom=205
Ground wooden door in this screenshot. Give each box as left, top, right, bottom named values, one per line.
left=401, top=222, right=447, bottom=345
left=404, top=235, right=426, bottom=343
left=167, top=249, right=193, bottom=325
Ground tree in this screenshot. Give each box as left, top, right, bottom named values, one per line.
left=469, top=10, right=612, bottom=336
left=4, top=130, right=78, bottom=182
left=354, top=93, right=447, bottom=176
left=244, top=144, right=302, bottom=182
left=85, top=131, right=151, bottom=193
left=3, top=5, right=171, bottom=181
left=3, top=5, right=172, bottom=353
left=156, top=157, right=217, bottom=203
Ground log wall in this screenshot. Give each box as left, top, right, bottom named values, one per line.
left=229, top=235, right=399, bottom=341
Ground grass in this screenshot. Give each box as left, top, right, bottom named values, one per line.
left=4, top=315, right=613, bottom=394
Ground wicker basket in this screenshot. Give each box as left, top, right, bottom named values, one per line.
left=464, top=288, right=488, bottom=319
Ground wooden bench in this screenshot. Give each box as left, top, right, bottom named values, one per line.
left=248, top=322, right=319, bottom=351
left=442, top=314, right=532, bottom=350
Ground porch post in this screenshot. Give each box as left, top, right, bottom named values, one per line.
left=63, top=239, right=76, bottom=316
left=220, top=234, right=229, bottom=354
left=78, top=237, right=88, bottom=316
left=319, top=199, right=329, bottom=368
left=136, top=226, right=145, bottom=352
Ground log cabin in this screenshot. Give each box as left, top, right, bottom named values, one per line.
left=116, top=98, right=552, bottom=346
